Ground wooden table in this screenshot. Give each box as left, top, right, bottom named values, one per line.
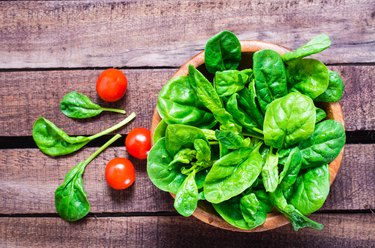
left=1, top=1, right=374, bottom=247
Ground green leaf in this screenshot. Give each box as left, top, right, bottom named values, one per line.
left=253, top=49, right=288, bottom=113
left=298, top=120, right=346, bottom=169
left=315, top=107, right=327, bottom=123
left=214, top=69, right=252, bottom=97
left=261, top=149, right=279, bottom=192
left=315, top=70, right=345, bottom=102
left=263, top=92, right=316, bottom=148
left=282, top=34, right=331, bottom=62
left=158, top=76, right=216, bottom=129
left=290, top=164, right=330, bottom=215
left=147, top=138, right=186, bottom=194
left=188, top=65, right=241, bottom=132
left=270, top=188, right=324, bottom=231
left=240, top=193, right=267, bottom=228
left=32, top=113, right=136, bottom=156
left=174, top=170, right=199, bottom=217
left=60, top=91, right=125, bottom=119
left=278, top=147, right=302, bottom=191
left=215, top=129, right=250, bottom=150
left=204, top=144, right=263, bottom=203
left=55, top=134, right=121, bottom=222
left=204, top=30, right=241, bottom=74
left=287, top=59, right=329, bottom=99
left=152, top=119, right=168, bottom=144
left=168, top=148, right=196, bottom=168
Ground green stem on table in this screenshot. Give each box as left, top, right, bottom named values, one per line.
left=88, top=112, right=136, bottom=140
left=101, top=107, right=126, bottom=114
left=81, top=134, right=122, bottom=171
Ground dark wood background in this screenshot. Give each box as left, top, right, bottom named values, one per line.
left=0, top=1, right=374, bottom=247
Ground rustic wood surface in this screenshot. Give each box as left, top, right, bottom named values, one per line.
left=0, top=0, right=374, bottom=247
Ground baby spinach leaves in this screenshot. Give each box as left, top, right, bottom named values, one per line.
left=32, top=112, right=136, bottom=156
left=60, top=91, right=125, bottom=119
left=263, top=92, right=316, bottom=148
left=149, top=32, right=345, bottom=232
left=55, top=134, right=121, bottom=222
left=205, top=30, right=241, bottom=74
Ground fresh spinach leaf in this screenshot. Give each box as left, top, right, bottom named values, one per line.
left=263, top=92, right=316, bottom=148
left=204, top=144, right=263, bottom=203
left=282, top=34, right=331, bottom=62
left=290, top=164, right=330, bottom=215
left=55, top=134, right=121, bottom=222
left=174, top=170, right=199, bottom=217
left=315, top=107, right=327, bottom=123
left=152, top=119, right=168, bottom=144
left=287, top=59, right=329, bottom=99
left=215, top=129, right=250, bottom=150
left=240, top=193, right=267, bottom=228
left=270, top=188, right=324, bottom=231
left=278, top=147, right=302, bottom=191
left=158, top=76, right=216, bottom=129
left=261, top=149, right=279, bottom=192
left=299, top=120, right=346, bottom=169
left=215, top=69, right=252, bottom=97
left=147, top=137, right=186, bottom=194
left=188, top=65, right=241, bottom=132
left=60, top=91, right=125, bottom=119
left=32, top=113, right=136, bottom=156
left=253, top=49, right=288, bottom=113
left=169, top=148, right=196, bottom=168
left=205, top=30, right=241, bottom=74
left=315, top=70, right=345, bottom=102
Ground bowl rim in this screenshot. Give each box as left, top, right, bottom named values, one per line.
left=150, top=40, right=345, bottom=232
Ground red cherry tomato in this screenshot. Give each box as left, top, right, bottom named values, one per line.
left=105, top=158, right=135, bottom=190
left=96, top=68, right=127, bottom=102
left=125, top=128, right=151, bottom=160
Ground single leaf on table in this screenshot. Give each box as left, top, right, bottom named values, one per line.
left=60, top=91, right=125, bottom=119
left=204, top=144, right=263, bottom=204
left=32, top=112, right=136, bottom=156
left=282, top=34, right=331, bottom=62
left=214, top=69, right=252, bottom=97
left=55, top=134, right=121, bottom=222
left=287, top=59, right=329, bottom=99
left=315, top=70, right=345, bottom=102
left=298, top=120, right=346, bottom=169
left=290, top=164, right=330, bottom=215
left=204, top=30, right=241, bottom=74
left=263, top=92, right=316, bottom=148
left=253, top=49, right=288, bottom=113
left=158, top=76, right=216, bottom=129
left=174, top=170, right=199, bottom=217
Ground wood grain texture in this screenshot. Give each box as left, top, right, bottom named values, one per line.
left=0, top=144, right=373, bottom=214
left=1, top=214, right=374, bottom=248
left=0, top=66, right=374, bottom=137
left=0, top=0, right=374, bottom=69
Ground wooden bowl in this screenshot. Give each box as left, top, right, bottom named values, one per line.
left=151, top=40, right=345, bottom=232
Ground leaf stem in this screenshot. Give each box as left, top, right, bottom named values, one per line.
left=209, top=141, right=219, bottom=145
left=242, top=132, right=264, bottom=140
left=88, top=112, right=136, bottom=140
left=83, top=134, right=122, bottom=168
left=100, top=107, right=126, bottom=114
left=252, top=127, right=264, bottom=135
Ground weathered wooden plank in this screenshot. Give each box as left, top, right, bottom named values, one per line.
left=0, top=144, right=373, bottom=214
left=0, top=214, right=374, bottom=248
left=0, top=1, right=374, bottom=69
left=0, top=66, right=374, bottom=136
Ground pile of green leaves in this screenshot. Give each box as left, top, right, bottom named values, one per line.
left=147, top=31, right=345, bottom=231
